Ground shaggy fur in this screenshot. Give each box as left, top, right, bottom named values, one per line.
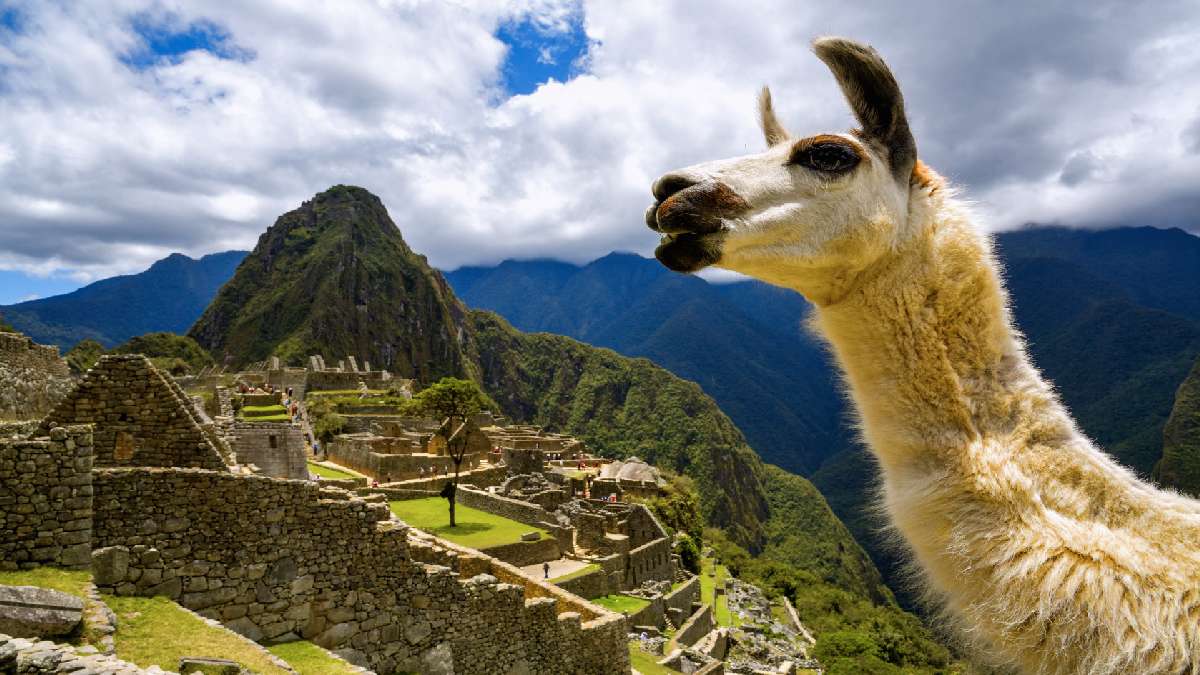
left=646, top=37, right=1200, bottom=674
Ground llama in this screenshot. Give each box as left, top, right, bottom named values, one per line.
left=646, top=37, right=1200, bottom=674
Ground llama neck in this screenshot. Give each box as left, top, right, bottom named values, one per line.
left=810, top=209, right=1052, bottom=474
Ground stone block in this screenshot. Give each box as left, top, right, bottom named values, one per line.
left=178, top=656, right=242, bottom=674
left=0, top=585, right=83, bottom=638
left=91, top=546, right=129, bottom=586
left=520, top=531, right=540, bottom=542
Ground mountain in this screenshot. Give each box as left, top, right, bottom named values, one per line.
left=1155, top=354, right=1200, bottom=497
left=189, top=185, right=480, bottom=382
left=446, top=254, right=848, bottom=475
left=0, top=250, right=246, bottom=349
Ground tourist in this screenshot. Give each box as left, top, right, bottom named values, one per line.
left=543, top=562, right=550, bottom=579
left=371, top=478, right=379, bottom=488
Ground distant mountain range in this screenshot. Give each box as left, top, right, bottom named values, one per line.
left=0, top=251, right=247, bottom=349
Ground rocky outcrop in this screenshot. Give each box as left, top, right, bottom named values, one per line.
left=189, top=185, right=480, bottom=381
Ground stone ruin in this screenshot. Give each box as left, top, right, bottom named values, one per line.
left=0, top=332, right=72, bottom=420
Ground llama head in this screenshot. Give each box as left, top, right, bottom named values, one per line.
left=647, top=37, right=921, bottom=303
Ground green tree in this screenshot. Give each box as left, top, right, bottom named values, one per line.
left=407, top=377, right=493, bottom=527
left=112, top=332, right=214, bottom=375
left=308, top=397, right=345, bottom=447
left=65, top=339, right=107, bottom=374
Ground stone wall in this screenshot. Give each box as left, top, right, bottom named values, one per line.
left=91, top=468, right=628, bottom=674
left=455, top=487, right=574, bottom=553
left=478, top=537, right=560, bottom=567
left=664, top=575, right=701, bottom=627
left=0, top=426, right=93, bottom=571
left=39, top=356, right=227, bottom=471
left=502, top=447, right=544, bottom=475
left=0, top=332, right=72, bottom=420
left=327, top=439, right=479, bottom=483
left=627, top=597, right=664, bottom=630
left=372, top=465, right=506, bottom=492
left=555, top=566, right=611, bottom=600
left=673, top=604, right=715, bottom=650
left=232, top=422, right=309, bottom=480
left=307, top=371, right=392, bottom=392
left=626, top=538, right=673, bottom=588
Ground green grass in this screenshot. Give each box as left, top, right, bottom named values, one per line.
left=388, top=498, right=547, bottom=550
left=628, top=641, right=680, bottom=674
left=308, top=462, right=355, bottom=480
left=0, top=567, right=92, bottom=598
left=591, top=594, right=650, bottom=615
left=104, top=595, right=290, bottom=674
left=307, top=389, right=388, bottom=396
left=550, top=563, right=599, bottom=583
left=699, top=557, right=738, bottom=627
left=268, top=641, right=358, bottom=674
left=243, top=404, right=287, bottom=413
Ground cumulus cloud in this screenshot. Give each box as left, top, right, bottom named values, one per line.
left=1, top=0, right=1199, bottom=283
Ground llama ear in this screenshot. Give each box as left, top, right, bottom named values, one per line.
left=758, top=86, right=789, bottom=147
left=812, top=37, right=916, bottom=181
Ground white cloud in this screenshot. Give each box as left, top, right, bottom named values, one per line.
left=1, top=0, right=1199, bottom=284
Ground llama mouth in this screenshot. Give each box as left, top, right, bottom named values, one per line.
left=654, top=232, right=723, bottom=273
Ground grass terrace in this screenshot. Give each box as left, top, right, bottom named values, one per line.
left=628, top=641, right=681, bottom=674
left=241, top=404, right=289, bottom=422
left=268, top=640, right=360, bottom=674
left=308, top=461, right=356, bottom=480
left=591, top=594, right=650, bottom=615
left=699, top=556, right=739, bottom=627
left=388, top=497, right=548, bottom=550
left=0, top=567, right=91, bottom=598
left=104, top=595, right=290, bottom=673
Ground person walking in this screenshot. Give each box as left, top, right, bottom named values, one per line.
left=543, top=562, right=550, bottom=579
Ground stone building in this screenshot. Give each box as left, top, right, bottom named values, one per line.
left=38, top=355, right=228, bottom=471
left=0, top=332, right=72, bottom=420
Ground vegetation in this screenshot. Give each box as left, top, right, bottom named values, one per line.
left=267, top=641, right=359, bottom=674
left=111, top=332, right=215, bottom=375
left=308, top=462, right=356, bottom=480
left=241, top=403, right=289, bottom=422
left=0, top=567, right=91, bottom=598
left=591, top=594, right=650, bottom=615
left=65, top=338, right=106, bottom=374
left=188, top=185, right=480, bottom=382
left=0, top=312, right=15, bottom=332
left=403, top=376, right=495, bottom=526
left=307, top=396, right=345, bottom=444
left=628, top=642, right=680, bottom=674
left=388, top=498, right=546, bottom=550
left=1154, top=353, right=1200, bottom=496
left=705, top=533, right=953, bottom=673
left=104, top=594, right=290, bottom=673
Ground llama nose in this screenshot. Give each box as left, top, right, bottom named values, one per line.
left=652, top=173, right=699, bottom=202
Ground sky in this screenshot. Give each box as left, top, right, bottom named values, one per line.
left=1, top=0, right=1199, bottom=304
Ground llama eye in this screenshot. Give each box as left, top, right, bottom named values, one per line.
left=791, top=142, right=860, bottom=173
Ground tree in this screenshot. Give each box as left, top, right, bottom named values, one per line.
left=409, top=377, right=492, bottom=527
left=66, top=339, right=106, bottom=374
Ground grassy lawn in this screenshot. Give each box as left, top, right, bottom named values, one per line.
left=308, top=462, right=355, bottom=480
left=242, top=404, right=289, bottom=422
left=699, top=557, right=739, bottom=627
left=550, top=563, right=599, bottom=583
left=105, top=595, right=290, bottom=674
left=628, top=641, right=680, bottom=674
left=591, top=594, right=650, bottom=615
left=268, top=641, right=359, bottom=674
left=0, top=567, right=91, bottom=598
left=388, top=498, right=547, bottom=550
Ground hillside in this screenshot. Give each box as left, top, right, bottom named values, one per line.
left=447, top=253, right=847, bottom=474
left=0, top=251, right=246, bottom=349
left=1155, top=354, right=1200, bottom=497
left=189, top=185, right=480, bottom=382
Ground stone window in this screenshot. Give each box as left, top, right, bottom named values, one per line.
left=269, top=435, right=277, bottom=449
left=114, top=431, right=134, bottom=461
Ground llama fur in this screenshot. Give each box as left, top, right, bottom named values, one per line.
left=647, top=37, right=1200, bottom=674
